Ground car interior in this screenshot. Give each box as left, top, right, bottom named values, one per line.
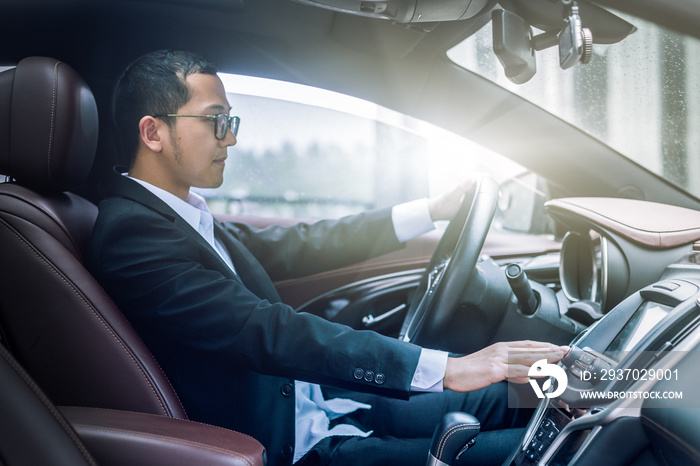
left=2, top=0, right=700, bottom=465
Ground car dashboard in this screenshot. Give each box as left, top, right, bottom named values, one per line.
left=505, top=197, right=700, bottom=466
left=508, top=267, right=700, bottom=465
left=548, top=197, right=700, bottom=315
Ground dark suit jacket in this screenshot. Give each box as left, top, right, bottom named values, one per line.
left=87, top=175, right=423, bottom=466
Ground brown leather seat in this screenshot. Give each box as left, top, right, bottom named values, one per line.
left=0, top=56, right=187, bottom=418
left=1, top=306, right=265, bottom=466
left=0, top=342, right=97, bottom=465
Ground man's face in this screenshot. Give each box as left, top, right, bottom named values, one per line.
left=161, top=73, right=236, bottom=197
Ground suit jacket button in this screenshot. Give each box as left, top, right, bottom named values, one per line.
left=281, top=444, right=294, bottom=458
left=353, top=368, right=364, bottom=380
left=364, top=370, right=375, bottom=382
left=281, top=383, right=294, bottom=396
left=375, top=373, right=385, bottom=385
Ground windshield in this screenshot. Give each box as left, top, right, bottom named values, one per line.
left=203, top=74, right=528, bottom=221
left=447, top=11, right=700, bottom=199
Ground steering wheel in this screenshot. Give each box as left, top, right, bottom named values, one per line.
left=398, top=176, right=500, bottom=345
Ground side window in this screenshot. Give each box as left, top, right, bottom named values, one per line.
left=199, top=73, right=551, bottom=235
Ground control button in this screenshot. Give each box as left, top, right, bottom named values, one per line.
left=579, top=352, right=595, bottom=365
left=353, top=368, right=364, bottom=380
left=280, top=383, right=294, bottom=397
left=654, top=282, right=680, bottom=292
left=526, top=449, right=538, bottom=461
left=535, top=441, right=547, bottom=454
left=535, top=429, right=546, bottom=441
left=375, top=373, right=385, bottom=385
left=569, top=365, right=582, bottom=378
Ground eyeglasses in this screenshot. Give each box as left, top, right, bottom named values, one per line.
left=154, top=113, right=240, bottom=140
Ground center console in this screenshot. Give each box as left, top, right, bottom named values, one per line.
left=506, top=276, right=700, bottom=465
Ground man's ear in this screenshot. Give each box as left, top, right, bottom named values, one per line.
left=138, top=115, right=165, bottom=152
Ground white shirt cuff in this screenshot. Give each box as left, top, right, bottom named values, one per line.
left=391, top=198, right=435, bottom=243
left=411, top=348, right=448, bottom=392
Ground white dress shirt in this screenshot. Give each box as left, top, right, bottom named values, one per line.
left=128, top=177, right=448, bottom=463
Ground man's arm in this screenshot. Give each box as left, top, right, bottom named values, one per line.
left=224, top=207, right=404, bottom=281
left=227, top=179, right=477, bottom=281
left=444, top=341, right=569, bottom=392
left=89, top=199, right=422, bottom=399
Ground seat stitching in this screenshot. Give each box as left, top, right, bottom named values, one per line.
left=87, top=278, right=187, bottom=416
left=71, top=424, right=257, bottom=466
left=0, top=186, right=86, bottom=259
left=61, top=406, right=259, bottom=443
left=436, top=423, right=479, bottom=460
left=1, top=190, right=188, bottom=414
left=47, top=61, right=60, bottom=185
left=0, top=346, right=98, bottom=465
left=75, top=423, right=254, bottom=466
left=0, top=219, right=172, bottom=416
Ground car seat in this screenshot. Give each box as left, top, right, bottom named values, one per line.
left=0, top=56, right=187, bottom=418
left=0, top=342, right=97, bottom=465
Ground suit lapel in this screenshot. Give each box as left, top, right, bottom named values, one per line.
left=107, top=173, right=281, bottom=302
left=214, top=222, right=282, bottom=303
left=107, top=174, right=238, bottom=281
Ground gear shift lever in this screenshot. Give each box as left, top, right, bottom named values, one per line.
left=426, top=412, right=480, bottom=466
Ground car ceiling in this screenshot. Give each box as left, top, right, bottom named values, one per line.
left=2, top=0, right=700, bottom=209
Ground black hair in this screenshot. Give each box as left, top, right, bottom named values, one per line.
left=114, top=50, right=218, bottom=167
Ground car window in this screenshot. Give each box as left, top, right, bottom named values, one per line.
left=447, top=11, right=700, bottom=200
left=198, top=73, right=548, bottom=233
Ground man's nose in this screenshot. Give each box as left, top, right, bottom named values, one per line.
left=222, top=129, right=237, bottom=147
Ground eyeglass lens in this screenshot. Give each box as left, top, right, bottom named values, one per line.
left=215, top=114, right=239, bottom=139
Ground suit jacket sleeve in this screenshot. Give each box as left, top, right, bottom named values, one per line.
left=221, top=207, right=405, bottom=281
left=88, top=198, right=421, bottom=400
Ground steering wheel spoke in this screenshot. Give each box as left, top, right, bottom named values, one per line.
left=399, top=176, right=500, bottom=345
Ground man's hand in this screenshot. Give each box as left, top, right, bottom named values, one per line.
left=427, top=178, right=476, bottom=222
left=443, top=340, right=569, bottom=392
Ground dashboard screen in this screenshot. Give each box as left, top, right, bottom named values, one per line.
left=604, top=301, right=672, bottom=360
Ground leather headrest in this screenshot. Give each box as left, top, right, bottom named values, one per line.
left=0, top=57, right=98, bottom=191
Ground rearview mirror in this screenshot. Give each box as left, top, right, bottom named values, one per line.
left=492, top=9, right=536, bottom=84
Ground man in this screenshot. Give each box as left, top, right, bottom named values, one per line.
left=88, top=50, right=566, bottom=466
